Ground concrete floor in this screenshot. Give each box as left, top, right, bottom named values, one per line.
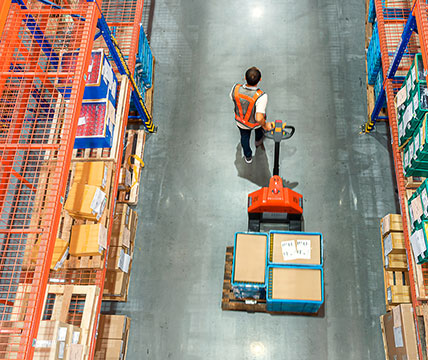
left=111, top=1, right=399, bottom=359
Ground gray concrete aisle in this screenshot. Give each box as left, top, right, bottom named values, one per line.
left=114, top=1, right=398, bottom=359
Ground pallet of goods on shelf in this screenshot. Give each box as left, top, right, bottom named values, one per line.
left=117, top=129, right=146, bottom=205
left=94, top=315, right=130, bottom=360
left=380, top=304, right=419, bottom=360
left=380, top=214, right=411, bottom=310
left=103, top=204, right=138, bottom=302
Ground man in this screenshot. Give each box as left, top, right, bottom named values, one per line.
left=230, top=67, right=273, bottom=164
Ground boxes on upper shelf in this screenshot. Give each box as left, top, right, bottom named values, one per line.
left=268, top=231, right=323, bottom=267
left=381, top=214, right=403, bottom=238
left=74, top=99, right=115, bottom=149
left=231, top=232, right=268, bottom=300
left=70, top=223, right=107, bottom=256
left=57, top=49, right=117, bottom=105
left=266, top=265, right=324, bottom=313
left=64, top=183, right=106, bottom=221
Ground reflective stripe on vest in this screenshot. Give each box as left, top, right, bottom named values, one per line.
left=233, top=84, right=264, bottom=129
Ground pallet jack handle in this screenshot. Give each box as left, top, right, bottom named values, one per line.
left=264, top=120, right=295, bottom=176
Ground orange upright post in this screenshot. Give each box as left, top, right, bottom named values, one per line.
left=0, top=0, right=11, bottom=37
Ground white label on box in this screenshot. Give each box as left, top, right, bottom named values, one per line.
left=125, top=169, right=132, bottom=188
left=57, top=326, right=68, bottom=341
left=58, top=341, right=65, bottom=359
left=412, top=66, right=416, bottom=85
left=118, top=250, right=131, bottom=273
left=410, top=229, right=426, bottom=259
left=393, top=306, right=402, bottom=328
left=281, top=240, right=297, bottom=261
left=422, top=188, right=428, bottom=216
left=102, top=165, right=108, bottom=189
left=34, top=340, right=53, bottom=348
left=387, top=287, right=392, bottom=302
left=415, top=132, right=421, bottom=154
left=393, top=326, right=404, bottom=348
left=404, top=106, right=412, bottom=127
left=414, top=92, right=419, bottom=111
left=384, top=234, right=393, bottom=256
left=78, top=116, right=86, bottom=126
left=122, top=227, right=131, bottom=248
left=296, top=240, right=311, bottom=259
left=407, top=77, right=412, bottom=97
left=54, top=247, right=69, bottom=271
left=396, top=86, right=407, bottom=108
left=411, top=195, right=423, bottom=223
left=385, top=254, right=389, bottom=268
left=98, top=224, right=107, bottom=249
left=72, top=331, right=80, bottom=344
left=90, top=188, right=106, bottom=217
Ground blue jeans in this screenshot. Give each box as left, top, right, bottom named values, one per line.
left=238, top=127, right=264, bottom=158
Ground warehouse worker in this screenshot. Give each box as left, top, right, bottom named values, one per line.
left=230, top=67, right=273, bottom=164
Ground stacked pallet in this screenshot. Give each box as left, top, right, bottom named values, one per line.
left=95, top=315, right=131, bottom=360
left=103, top=204, right=138, bottom=301
left=380, top=214, right=411, bottom=310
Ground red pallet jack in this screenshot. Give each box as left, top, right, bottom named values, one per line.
left=248, top=120, right=304, bottom=232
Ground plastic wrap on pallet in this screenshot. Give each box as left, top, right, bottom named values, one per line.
left=374, top=66, right=387, bottom=108
left=368, top=22, right=382, bottom=85
left=368, top=0, right=376, bottom=23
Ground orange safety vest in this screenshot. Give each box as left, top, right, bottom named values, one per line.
left=232, top=84, right=264, bottom=129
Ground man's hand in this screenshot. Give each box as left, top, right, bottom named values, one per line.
left=263, top=122, right=274, bottom=131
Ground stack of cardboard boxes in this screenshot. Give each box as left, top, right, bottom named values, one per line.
left=103, top=203, right=138, bottom=301
left=380, top=214, right=410, bottom=308
left=94, top=315, right=130, bottom=360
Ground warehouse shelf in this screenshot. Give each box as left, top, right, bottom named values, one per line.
left=365, top=0, right=428, bottom=357
left=0, top=0, right=149, bottom=359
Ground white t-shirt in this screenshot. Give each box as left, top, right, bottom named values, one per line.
left=230, top=84, right=268, bottom=129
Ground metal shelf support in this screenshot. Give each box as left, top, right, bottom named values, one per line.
left=363, top=13, right=417, bottom=133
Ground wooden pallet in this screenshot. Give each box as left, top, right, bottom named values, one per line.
left=365, top=0, right=373, bottom=49
left=71, top=75, right=129, bottom=163
left=43, top=284, right=100, bottom=359
left=221, top=246, right=324, bottom=316
left=117, top=129, right=146, bottom=205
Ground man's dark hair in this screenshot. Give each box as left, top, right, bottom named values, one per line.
left=245, top=67, right=261, bottom=86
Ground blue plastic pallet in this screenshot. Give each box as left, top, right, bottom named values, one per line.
left=266, top=265, right=324, bottom=313
left=268, top=230, right=323, bottom=267
left=368, top=22, right=382, bottom=85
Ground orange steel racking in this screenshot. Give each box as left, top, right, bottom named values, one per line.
left=0, top=0, right=145, bottom=359
left=375, top=0, right=428, bottom=357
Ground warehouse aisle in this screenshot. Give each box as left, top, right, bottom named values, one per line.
left=115, top=1, right=397, bottom=359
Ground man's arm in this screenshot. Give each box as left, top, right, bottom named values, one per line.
left=255, top=93, right=273, bottom=130
left=256, top=113, right=273, bottom=130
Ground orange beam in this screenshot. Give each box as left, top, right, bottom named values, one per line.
left=0, top=0, right=11, bottom=37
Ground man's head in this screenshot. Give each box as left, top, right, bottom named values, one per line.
left=245, top=67, right=261, bottom=86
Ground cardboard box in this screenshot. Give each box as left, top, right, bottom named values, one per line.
left=271, top=267, right=322, bottom=301
left=107, top=246, right=131, bottom=272
left=270, top=232, right=321, bottom=266
left=94, top=339, right=124, bottom=360
left=110, top=204, right=136, bottom=248
left=98, top=315, right=129, bottom=340
left=387, top=285, right=411, bottom=304
left=382, top=304, right=418, bottom=359
left=383, top=232, right=406, bottom=256
left=70, top=223, right=107, bottom=256
left=103, top=270, right=128, bottom=298
left=233, top=233, right=267, bottom=283
left=33, top=320, right=81, bottom=360
left=73, top=161, right=108, bottom=191
left=64, top=183, right=106, bottom=221
left=385, top=253, right=408, bottom=271
left=51, top=238, right=69, bottom=271
left=381, top=214, right=403, bottom=237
